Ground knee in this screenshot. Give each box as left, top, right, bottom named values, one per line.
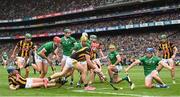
left=108, top=66, right=112, bottom=71
left=41, top=71, right=47, bottom=75
left=145, top=83, right=153, bottom=88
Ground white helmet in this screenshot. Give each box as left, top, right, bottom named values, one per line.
left=82, top=32, right=88, bottom=37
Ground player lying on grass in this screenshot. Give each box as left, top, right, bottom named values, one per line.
left=47, top=36, right=106, bottom=91
left=7, top=66, right=61, bottom=90
left=125, top=48, right=172, bottom=88
left=107, top=44, right=135, bottom=89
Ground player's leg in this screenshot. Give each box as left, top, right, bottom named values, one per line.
left=88, top=60, right=96, bottom=84
left=75, top=62, right=87, bottom=85
left=17, top=57, right=24, bottom=69
left=49, top=67, right=71, bottom=80
left=94, top=59, right=104, bottom=82
left=77, top=61, right=87, bottom=87
left=70, top=70, right=74, bottom=86
left=3, top=60, right=7, bottom=68
left=60, top=55, right=67, bottom=71
left=108, top=65, right=114, bottom=82
left=110, top=65, right=126, bottom=83
left=24, top=67, right=30, bottom=78
left=168, top=59, right=176, bottom=83
left=151, top=70, right=168, bottom=88
left=75, top=62, right=96, bottom=90
left=32, top=63, right=40, bottom=72
left=87, top=61, right=106, bottom=81
left=38, top=61, right=43, bottom=77
left=89, top=69, right=95, bottom=84
left=145, top=74, right=153, bottom=88
left=108, top=65, right=122, bottom=83
left=39, top=60, right=48, bottom=78
left=48, top=58, right=73, bottom=80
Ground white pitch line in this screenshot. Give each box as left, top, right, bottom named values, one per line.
left=72, top=90, right=142, bottom=97
left=72, top=90, right=180, bottom=97
left=96, top=82, right=180, bottom=90
left=72, top=83, right=180, bottom=97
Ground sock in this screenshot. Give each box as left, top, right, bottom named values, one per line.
left=122, top=76, right=128, bottom=81
left=34, top=69, right=36, bottom=74
left=71, top=77, right=74, bottom=82
left=122, top=76, right=132, bottom=85
left=47, top=77, right=52, bottom=81
left=110, top=77, right=113, bottom=83
left=84, top=84, right=88, bottom=87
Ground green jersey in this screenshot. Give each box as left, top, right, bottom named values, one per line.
left=86, top=39, right=91, bottom=48
left=61, top=36, right=76, bottom=56
left=108, top=51, right=119, bottom=65
left=37, top=41, right=56, bottom=57
left=73, top=40, right=91, bottom=51
left=2, top=53, right=8, bottom=60
left=139, top=56, right=161, bottom=76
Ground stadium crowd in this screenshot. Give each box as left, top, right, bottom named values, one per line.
left=0, top=12, right=179, bottom=37
left=0, top=0, right=136, bottom=20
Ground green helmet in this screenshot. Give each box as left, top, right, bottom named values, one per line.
left=25, top=33, right=32, bottom=39
left=64, top=29, right=71, bottom=33
left=160, top=34, right=167, bottom=39
left=90, top=35, right=97, bottom=41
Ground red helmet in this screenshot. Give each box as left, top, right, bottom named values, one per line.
left=53, top=36, right=61, bottom=43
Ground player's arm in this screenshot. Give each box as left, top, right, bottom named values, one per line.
left=156, top=44, right=162, bottom=57
left=125, top=59, right=141, bottom=72
left=53, top=48, right=59, bottom=59
left=113, top=55, right=121, bottom=66
left=9, top=84, right=20, bottom=90
left=99, top=49, right=105, bottom=57
left=108, top=58, right=112, bottom=66
left=38, top=48, right=52, bottom=65
left=85, top=54, right=96, bottom=69
left=11, top=44, right=19, bottom=58
left=172, top=46, right=178, bottom=59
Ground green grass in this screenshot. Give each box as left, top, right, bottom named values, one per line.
left=0, top=65, right=180, bottom=96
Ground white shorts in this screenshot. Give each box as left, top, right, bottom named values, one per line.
left=145, top=70, right=158, bottom=81
left=62, top=55, right=70, bottom=62
left=79, top=61, right=87, bottom=65
left=3, top=60, right=7, bottom=63
left=92, top=59, right=99, bottom=63
left=161, top=58, right=173, bottom=65
left=36, top=55, right=48, bottom=65
left=115, top=65, right=123, bottom=72
left=25, top=78, right=33, bottom=88
left=16, top=57, right=30, bottom=68
left=65, top=57, right=78, bottom=68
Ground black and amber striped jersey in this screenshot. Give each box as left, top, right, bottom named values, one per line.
left=90, top=50, right=97, bottom=60
left=159, top=41, right=175, bottom=59
left=8, top=74, right=26, bottom=88
left=17, top=40, right=34, bottom=57
left=71, top=47, right=90, bottom=61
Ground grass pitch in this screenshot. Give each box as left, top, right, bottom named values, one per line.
left=0, top=65, right=180, bottom=96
